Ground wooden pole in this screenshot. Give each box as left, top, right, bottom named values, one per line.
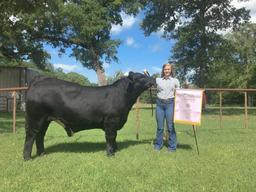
left=192, top=125, right=199, bottom=155
left=12, top=91, right=17, bottom=133
left=244, top=92, right=248, bottom=129
left=219, top=92, right=223, bottom=129
left=135, top=97, right=140, bottom=140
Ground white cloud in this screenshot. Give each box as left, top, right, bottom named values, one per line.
left=126, top=37, right=135, bottom=46
left=111, top=12, right=137, bottom=35
left=231, top=0, right=256, bottom=22
left=124, top=36, right=140, bottom=48
left=216, top=0, right=256, bottom=35
left=103, top=62, right=110, bottom=69
left=156, top=1, right=256, bottom=36
left=53, top=63, right=78, bottom=72
left=155, top=26, right=165, bottom=37
left=124, top=71, right=129, bottom=76
left=150, top=44, right=162, bottom=52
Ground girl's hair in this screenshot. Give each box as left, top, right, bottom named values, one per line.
left=161, top=63, right=174, bottom=78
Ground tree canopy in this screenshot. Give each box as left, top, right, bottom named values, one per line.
left=141, top=0, right=251, bottom=87
left=208, top=23, right=256, bottom=88
left=0, top=0, right=142, bottom=85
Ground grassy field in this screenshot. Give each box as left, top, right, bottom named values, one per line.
left=1, top=108, right=256, bottom=192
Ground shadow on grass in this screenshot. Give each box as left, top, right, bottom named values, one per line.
left=162, top=141, right=192, bottom=150
left=177, top=143, right=193, bottom=150
left=45, top=139, right=152, bottom=154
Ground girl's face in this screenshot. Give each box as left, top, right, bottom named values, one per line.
left=164, top=64, right=172, bottom=77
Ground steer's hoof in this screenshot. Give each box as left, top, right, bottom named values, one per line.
left=113, top=146, right=118, bottom=152
left=37, top=151, right=46, bottom=157
left=107, top=152, right=115, bottom=157
left=23, top=156, right=32, bottom=161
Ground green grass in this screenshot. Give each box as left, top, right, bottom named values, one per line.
left=1, top=109, right=256, bottom=192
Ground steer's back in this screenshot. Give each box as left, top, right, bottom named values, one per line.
left=26, top=76, right=128, bottom=130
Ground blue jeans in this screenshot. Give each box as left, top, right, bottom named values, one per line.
left=154, top=98, right=176, bottom=151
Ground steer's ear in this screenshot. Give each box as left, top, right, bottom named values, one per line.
left=128, top=71, right=135, bottom=81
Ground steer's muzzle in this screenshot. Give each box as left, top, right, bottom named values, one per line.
left=143, top=71, right=156, bottom=88
left=147, top=77, right=156, bottom=88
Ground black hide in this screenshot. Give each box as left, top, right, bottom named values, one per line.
left=23, top=72, right=155, bottom=160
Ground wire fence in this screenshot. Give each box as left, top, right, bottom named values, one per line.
left=0, top=87, right=28, bottom=133
left=1, top=86, right=256, bottom=133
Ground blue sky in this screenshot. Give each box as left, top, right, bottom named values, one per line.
left=48, top=0, right=256, bottom=83
left=48, top=13, right=175, bottom=83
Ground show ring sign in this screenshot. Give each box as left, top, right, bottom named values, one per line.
left=174, top=89, right=204, bottom=126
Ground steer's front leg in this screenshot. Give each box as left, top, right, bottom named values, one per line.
left=105, top=128, right=117, bottom=156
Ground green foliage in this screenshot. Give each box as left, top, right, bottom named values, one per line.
left=0, top=0, right=143, bottom=78
left=44, top=68, right=91, bottom=86
left=226, top=23, right=256, bottom=88
left=141, top=0, right=250, bottom=87
left=140, top=90, right=157, bottom=103
left=1, top=110, right=256, bottom=191
left=106, top=70, right=125, bottom=84
left=208, top=23, right=256, bottom=89
left=0, top=0, right=61, bottom=69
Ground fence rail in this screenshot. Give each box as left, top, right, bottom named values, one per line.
left=1, top=86, right=256, bottom=133
left=0, top=87, right=28, bottom=133
left=135, top=88, right=256, bottom=133
left=204, top=88, right=256, bottom=129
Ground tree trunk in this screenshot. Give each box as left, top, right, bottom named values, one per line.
left=95, top=66, right=107, bottom=86
left=90, top=46, right=107, bottom=86
left=197, top=6, right=208, bottom=88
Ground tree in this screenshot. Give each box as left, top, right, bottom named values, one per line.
left=209, top=23, right=256, bottom=88
left=141, top=0, right=250, bottom=87
left=0, top=0, right=142, bottom=85
left=227, top=23, right=256, bottom=88
left=106, top=70, right=125, bottom=84
left=195, top=23, right=256, bottom=106
left=65, top=0, right=143, bottom=85
left=46, top=68, right=91, bottom=86
left=0, top=0, right=56, bottom=69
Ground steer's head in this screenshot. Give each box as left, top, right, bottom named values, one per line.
left=127, top=72, right=156, bottom=98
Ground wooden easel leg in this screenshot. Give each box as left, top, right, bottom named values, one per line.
left=192, top=125, right=199, bottom=155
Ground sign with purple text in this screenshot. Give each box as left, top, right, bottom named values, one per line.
left=174, top=89, right=204, bottom=126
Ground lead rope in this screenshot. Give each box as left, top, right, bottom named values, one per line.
left=149, top=88, right=154, bottom=117
left=144, top=70, right=154, bottom=117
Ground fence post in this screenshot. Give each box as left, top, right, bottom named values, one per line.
left=135, top=97, right=140, bottom=140
left=12, top=91, right=17, bottom=133
left=219, top=91, right=223, bottom=129
left=244, top=91, right=248, bottom=128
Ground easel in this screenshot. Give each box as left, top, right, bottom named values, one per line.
left=192, top=125, right=199, bottom=155
left=174, top=89, right=204, bottom=155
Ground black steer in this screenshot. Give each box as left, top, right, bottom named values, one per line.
left=23, top=72, right=155, bottom=160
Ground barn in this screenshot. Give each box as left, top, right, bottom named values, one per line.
left=0, top=66, right=39, bottom=112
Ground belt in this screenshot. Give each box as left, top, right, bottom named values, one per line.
left=157, top=98, right=174, bottom=103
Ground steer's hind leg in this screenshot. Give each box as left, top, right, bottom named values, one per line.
left=105, top=128, right=117, bottom=156
left=23, top=117, right=38, bottom=161
left=36, top=120, right=50, bottom=156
